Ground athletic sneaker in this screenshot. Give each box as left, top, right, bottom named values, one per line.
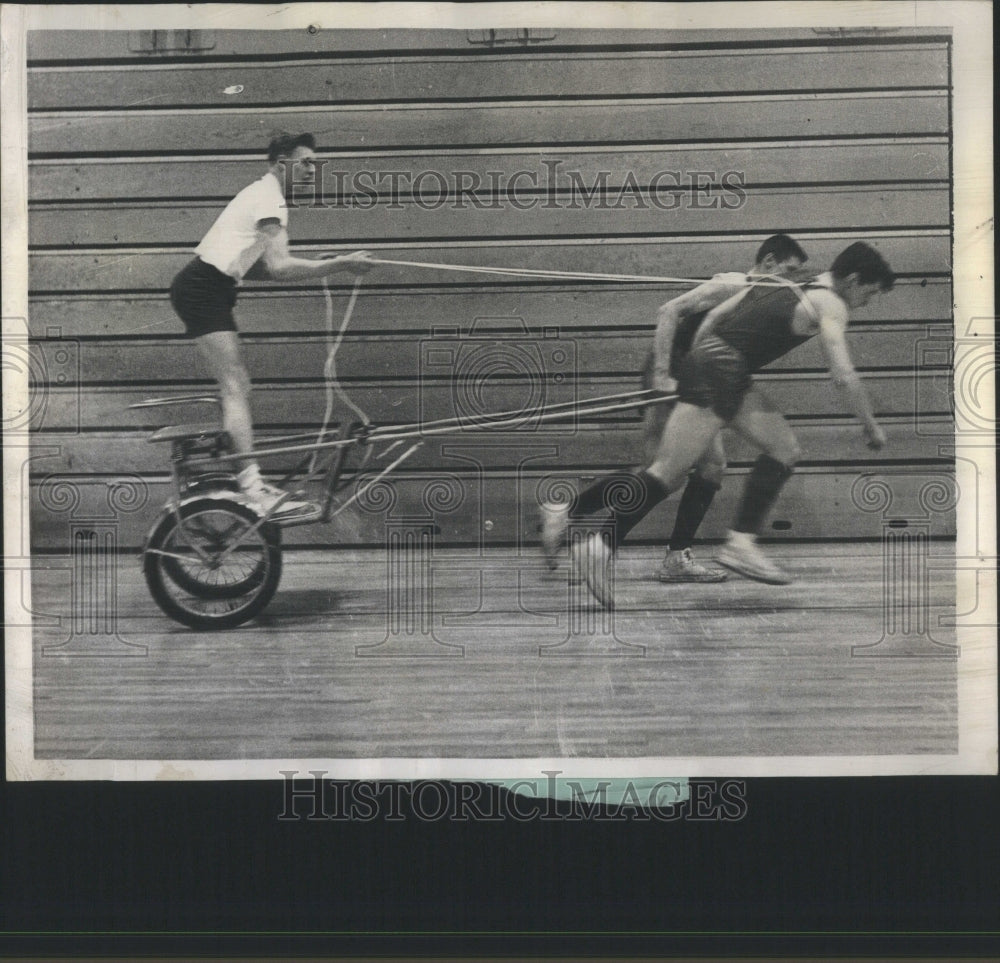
left=656, top=548, right=728, bottom=583
left=716, top=530, right=791, bottom=585
left=243, top=481, right=315, bottom=518
left=569, top=532, right=616, bottom=609
left=539, top=501, right=570, bottom=570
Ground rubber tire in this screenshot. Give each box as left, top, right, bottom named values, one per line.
left=144, top=498, right=282, bottom=630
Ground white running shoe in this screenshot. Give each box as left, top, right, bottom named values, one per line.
left=716, top=530, right=791, bottom=585
left=243, top=481, right=315, bottom=518
left=656, top=548, right=728, bottom=583
left=569, top=532, right=616, bottom=609
left=539, top=501, right=570, bottom=570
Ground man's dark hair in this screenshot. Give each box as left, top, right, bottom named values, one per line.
left=831, top=241, right=896, bottom=291
left=755, top=234, right=808, bottom=266
left=268, top=132, right=316, bottom=163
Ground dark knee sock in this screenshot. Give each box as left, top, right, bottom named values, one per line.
left=569, top=471, right=638, bottom=520
left=668, top=472, right=720, bottom=551
left=734, top=454, right=793, bottom=534
left=607, top=470, right=671, bottom=549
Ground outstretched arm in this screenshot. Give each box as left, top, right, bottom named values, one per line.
left=255, top=222, right=374, bottom=281
left=812, top=296, right=886, bottom=450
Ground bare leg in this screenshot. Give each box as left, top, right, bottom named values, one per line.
left=727, top=390, right=799, bottom=536
left=717, top=388, right=799, bottom=583
left=570, top=400, right=724, bottom=606
left=195, top=331, right=254, bottom=469
left=693, top=432, right=727, bottom=487
left=594, top=400, right=724, bottom=547
left=665, top=431, right=727, bottom=551
left=654, top=426, right=729, bottom=580
left=729, top=387, right=800, bottom=470
left=646, top=401, right=725, bottom=490
left=641, top=398, right=670, bottom=466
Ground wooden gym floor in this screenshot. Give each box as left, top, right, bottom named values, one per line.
left=29, top=542, right=958, bottom=760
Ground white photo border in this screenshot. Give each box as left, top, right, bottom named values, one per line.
left=3, top=1, right=995, bottom=780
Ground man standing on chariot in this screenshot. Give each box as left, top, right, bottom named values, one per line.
left=168, top=132, right=375, bottom=516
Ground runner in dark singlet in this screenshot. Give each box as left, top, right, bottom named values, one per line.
left=640, top=235, right=809, bottom=582
left=565, top=241, right=895, bottom=607
left=539, top=236, right=808, bottom=582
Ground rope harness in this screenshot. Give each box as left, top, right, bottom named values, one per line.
left=166, top=256, right=817, bottom=482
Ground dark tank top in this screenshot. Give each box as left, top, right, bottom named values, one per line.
left=712, top=282, right=817, bottom=372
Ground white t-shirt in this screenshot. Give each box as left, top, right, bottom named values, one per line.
left=195, top=172, right=288, bottom=280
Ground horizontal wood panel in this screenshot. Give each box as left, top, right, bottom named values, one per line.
left=27, top=234, right=951, bottom=292
left=27, top=140, right=952, bottom=202
left=28, top=45, right=949, bottom=110
left=28, top=94, right=948, bottom=156
left=25, top=29, right=951, bottom=61
left=30, top=417, right=955, bottom=475
left=26, top=280, right=954, bottom=336
left=23, top=28, right=954, bottom=553
left=30, top=372, right=951, bottom=431
left=27, top=467, right=957, bottom=550
left=29, top=186, right=949, bottom=248
left=30, top=326, right=944, bottom=384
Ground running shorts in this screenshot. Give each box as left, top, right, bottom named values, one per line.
left=675, top=335, right=751, bottom=422
left=169, top=257, right=238, bottom=337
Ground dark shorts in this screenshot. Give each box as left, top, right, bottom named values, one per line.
left=676, top=335, right=751, bottom=422
left=169, top=257, right=238, bottom=337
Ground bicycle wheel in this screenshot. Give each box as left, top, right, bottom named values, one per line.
left=160, top=508, right=268, bottom=599
left=144, top=498, right=282, bottom=630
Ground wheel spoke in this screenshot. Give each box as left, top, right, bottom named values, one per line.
left=145, top=499, right=282, bottom=628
